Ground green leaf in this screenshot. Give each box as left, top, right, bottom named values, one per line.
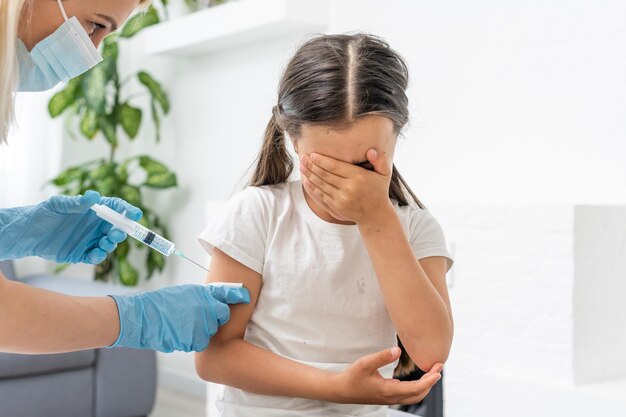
left=51, top=166, right=84, bottom=186
left=138, top=155, right=169, bottom=175
left=81, top=63, right=108, bottom=114
left=100, top=115, right=118, bottom=147
left=150, top=100, right=161, bottom=142
left=80, top=109, right=99, bottom=139
left=102, top=35, right=119, bottom=61
left=118, top=157, right=137, bottom=183
left=95, top=258, right=113, bottom=282
left=138, top=71, right=170, bottom=114
left=54, top=264, right=71, bottom=274
left=100, top=33, right=119, bottom=83
left=144, top=172, right=177, bottom=188
left=138, top=156, right=177, bottom=188
left=116, top=240, right=130, bottom=259
left=89, top=162, right=115, bottom=181
left=120, top=6, right=160, bottom=38
left=119, top=184, right=142, bottom=207
left=184, top=0, right=199, bottom=11
left=48, top=77, right=81, bottom=118
left=118, top=258, right=139, bottom=286
left=94, top=177, right=117, bottom=196
left=119, top=102, right=142, bottom=139
left=147, top=249, right=165, bottom=279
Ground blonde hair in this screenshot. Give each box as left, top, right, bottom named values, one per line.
left=0, top=0, right=26, bottom=143
left=0, top=0, right=151, bottom=143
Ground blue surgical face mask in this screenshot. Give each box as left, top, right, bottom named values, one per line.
left=17, top=0, right=103, bottom=92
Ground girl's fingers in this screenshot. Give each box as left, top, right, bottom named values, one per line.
left=302, top=178, right=346, bottom=221
left=398, top=389, right=432, bottom=405
left=302, top=176, right=334, bottom=204
left=430, top=363, right=444, bottom=373
left=300, top=163, right=338, bottom=197
left=309, top=153, right=355, bottom=178
left=384, top=372, right=440, bottom=398
left=301, top=155, right=345, bottom=188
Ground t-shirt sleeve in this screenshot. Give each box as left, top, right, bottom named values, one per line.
left=409, top=209, right=454, bottom=271
left=197, top=187, right=268, bottom=275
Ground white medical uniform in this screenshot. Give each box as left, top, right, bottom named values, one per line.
left=198, top=180, right=453, bottom=417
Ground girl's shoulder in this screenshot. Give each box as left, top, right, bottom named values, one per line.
left=392, top=200, right=435, bottom=222
left=393, top=201, right=453, bottom=268
left=392, top=201, right=445, bottom=240
left=229, top=181, right=292, bottom=209
left=221, top=182, right=296, bottom=224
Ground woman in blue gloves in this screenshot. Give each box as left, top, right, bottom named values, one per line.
left=0, top=0, right=249, bottom=354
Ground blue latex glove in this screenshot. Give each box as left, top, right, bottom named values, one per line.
left=109, top=284, right=251, bottom=352
left=0, top=190, right=142, bottom=264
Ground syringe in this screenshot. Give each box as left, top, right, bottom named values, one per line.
left=91, top=204, right=208, bottom=272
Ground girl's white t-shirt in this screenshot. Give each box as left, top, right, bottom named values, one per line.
left=198, top=180, right=453, bottom=417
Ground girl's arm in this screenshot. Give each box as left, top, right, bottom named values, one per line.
left=358, top=210, right=453, bottom=371
left=300, top=151, right=454, bottom=372
left=195, top=248, right=442, bottom=404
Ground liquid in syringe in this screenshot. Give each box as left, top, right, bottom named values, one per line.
left=91, top=204, right=208, bottom=272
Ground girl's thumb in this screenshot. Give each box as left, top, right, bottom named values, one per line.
left=366, top=148, right=391, bottom=176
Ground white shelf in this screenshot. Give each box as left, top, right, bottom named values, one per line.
left=135, top=0, right=330, bottom=57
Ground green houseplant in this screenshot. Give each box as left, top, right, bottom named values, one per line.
left=47, top=6, right=177, bottom=286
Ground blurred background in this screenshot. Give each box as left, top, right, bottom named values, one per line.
left=1, top=0, right=625, bottom=416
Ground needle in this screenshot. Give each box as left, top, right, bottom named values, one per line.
left=174, top=250, right=209, bottom=272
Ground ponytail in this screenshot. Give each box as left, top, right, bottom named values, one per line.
left=390, top=166, right=425, bottom=209
left=249, top=107, right=294, bottom=187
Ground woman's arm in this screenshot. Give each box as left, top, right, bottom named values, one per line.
left=0, top=273, right=120, bottom=353
left=0, top=271, right=249, bottom=354
left=195, top=248, right=442, bottom=404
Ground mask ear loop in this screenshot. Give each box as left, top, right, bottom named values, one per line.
left=56, top=0, right=69, bottom=22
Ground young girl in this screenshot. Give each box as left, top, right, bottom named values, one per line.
left=196, top=33, right=454, bottom=416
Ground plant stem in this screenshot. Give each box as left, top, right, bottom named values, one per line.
left=109, top=70, right=122, bottom=164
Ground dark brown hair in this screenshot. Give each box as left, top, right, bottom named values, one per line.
left=249, top=33, right=423, bottom=210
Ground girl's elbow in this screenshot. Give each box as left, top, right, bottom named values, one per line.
left=407, top=334, right=453, bottom=371
left=194, top=352, right=218, bottom=382
left=413, top=349, right=450, bottom=372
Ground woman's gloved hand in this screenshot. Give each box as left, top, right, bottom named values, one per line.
left=109, top=284, right=251, bottom=352
left=0, top=190, right=141, bottom=264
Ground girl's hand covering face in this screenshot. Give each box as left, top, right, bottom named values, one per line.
left=300, top=148, right=394, bottom=225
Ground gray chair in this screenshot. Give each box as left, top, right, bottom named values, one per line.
left=394, top=369, right=444, bottom=417
left=0, top=260, right=157, bottom=417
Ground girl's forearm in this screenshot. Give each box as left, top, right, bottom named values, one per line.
left=358, top=206, right=453, bottom=370
left=195, top=338, right=340, bottom=401
left=0, top=275, right=120, bottom=353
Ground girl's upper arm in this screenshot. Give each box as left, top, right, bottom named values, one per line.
left=418, top=256, right=453, bottom=322
left=205, top=248, right=262, bottom=341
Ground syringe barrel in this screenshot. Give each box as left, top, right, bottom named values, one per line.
left=90, top=204, right=176, bottom=256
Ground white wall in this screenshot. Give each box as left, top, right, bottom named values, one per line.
left=574, top=206, right=626, bottom=383
left=51, top=0, right=626, bottom=413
